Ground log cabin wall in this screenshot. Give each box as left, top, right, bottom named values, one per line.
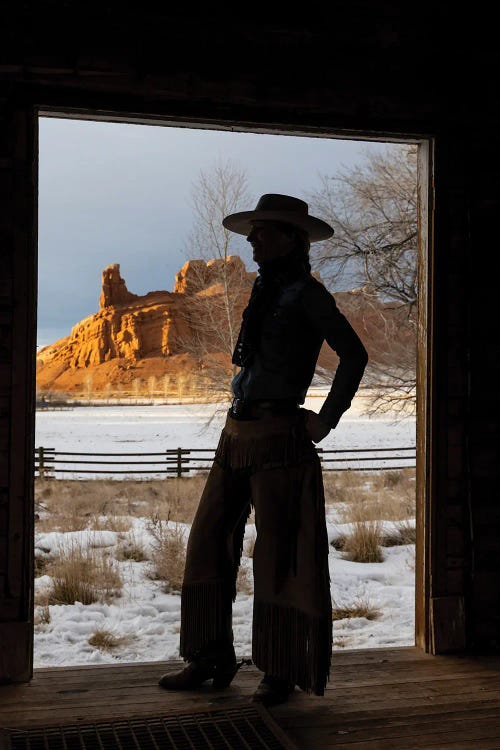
left=0, top=3, right=498, bottom=681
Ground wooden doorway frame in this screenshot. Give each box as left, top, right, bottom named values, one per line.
left=4, top=104, right=436, bottom=679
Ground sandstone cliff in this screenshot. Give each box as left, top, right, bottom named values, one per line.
left=36, top=258, right=414, bottom=398
left=36, top=258, right=255, bottom=396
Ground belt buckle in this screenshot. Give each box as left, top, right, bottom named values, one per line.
left=230, top=397, right=246, bottom=419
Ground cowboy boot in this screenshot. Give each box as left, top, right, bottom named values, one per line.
left=159, top=642, right=245, bottom=690
left=252, top=674, right=295, bottom=707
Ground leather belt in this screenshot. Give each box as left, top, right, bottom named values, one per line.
left=229, top=397, right=298, bottom=420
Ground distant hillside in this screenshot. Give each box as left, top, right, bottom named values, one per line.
left=36, top=258, right=414, bottom=399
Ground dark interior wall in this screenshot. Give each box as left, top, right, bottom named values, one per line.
left=0, top=103, right=38, bottom=681
left=1, top=3, right=498, bottom=680
left=468, top=140, right=500, bottom=649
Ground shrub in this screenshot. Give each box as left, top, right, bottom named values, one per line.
left=382, top=520, right=417, bottom=546
left=147, top=514, right=187, bottom=593
left=116, top=536, right=149, bottom=562
left=395, top=520, right=417, bottom=544
left=34, top=605, right=51, bottom=626
left=46, top=543, right=123, bottom=605
left=34, top=554, right=53, bottom=576
left=332, top=596, right=381, bottom=621
left=330, top=534, right=346, bottom=551
left=342, top=520, right=384, bottom=563
left=88, top=629, right=124, bottom=651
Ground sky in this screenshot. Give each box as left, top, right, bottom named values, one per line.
left=38, top=117, right=403, bottom=348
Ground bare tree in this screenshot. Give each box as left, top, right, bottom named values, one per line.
left=353, top=293, right=417, bottom=416
left=308, top=146, right=418, bottom=415
left=179, top=160, right=254, bottom=403
left=309, top=145, right=417, bottom=305
left=188, top=159, right=252, bottom=266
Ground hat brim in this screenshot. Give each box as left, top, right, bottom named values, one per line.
left=222, top=210, right=334, bottom=242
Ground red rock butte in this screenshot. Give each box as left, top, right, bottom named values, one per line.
left=36, top=259, right=412, bottom=399
left=36, top=258, right=256, bottom=397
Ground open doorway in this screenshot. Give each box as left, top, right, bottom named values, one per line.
left=34, top=115, right=424, bottom=667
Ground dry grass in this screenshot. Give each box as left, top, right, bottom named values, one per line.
left=237, top=563, right=254, bottom=595
left=34, top=605, right=51, bottom=626
left=332, top=596, right=381, bottom=621
left=34, top=481, right=121, bottom=533
left=342, top=520, right=384, bottom=563
left=244, top=534, right=256, bottom=559
left=326, top=469, right=416, bottom=563
left=147, top=515, right=187, bottom=593
left=44, top=543, right=123, bottom=605
left=330, top=534, right=347, bottom=551
left=89, top=515, right=132, bottom=533
left=34, top=590, right=51, bottom=607
left=323, top=470, right=361, bottom=505
left=88, top=629, right=128, bottom=651
left=35, top=470, right=414, bottom=530
left=338, top=500, right=385, bottom=563
left=116, top=534, right=149, bottom=562
left=369, top=469, right=415, bottom=518
left=35, top=476, right=205, bottom=532
left=35, top=553, right=54, bottom=577
left=332, top=638, right=351, bottom=648
left=34, top=471, right=414, bottom=576
left=324, top=468, right=415, bottom=523
left=381, top=470, right=404, bottom=489
left=382, top=520, right=417, bottom=546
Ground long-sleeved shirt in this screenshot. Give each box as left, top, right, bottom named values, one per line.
left=231, top=273, right=368, bottom=429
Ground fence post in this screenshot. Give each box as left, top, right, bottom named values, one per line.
left=177, top=447, right=182, bottom=478
left=38, top=446, right=45, bottom=479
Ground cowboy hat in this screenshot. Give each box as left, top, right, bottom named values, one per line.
left=222, top=194, right=334, bottom=242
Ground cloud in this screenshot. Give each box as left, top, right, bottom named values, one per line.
left=38, top=117, right=395, bottom=344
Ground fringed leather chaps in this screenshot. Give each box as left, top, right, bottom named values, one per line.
left=180, top=410, right=332, bottom=695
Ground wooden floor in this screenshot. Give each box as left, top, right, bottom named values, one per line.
left=1, top=647, right=500, bottom=749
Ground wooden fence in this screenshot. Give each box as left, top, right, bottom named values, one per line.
left=34, top=445, right=416, bottom=478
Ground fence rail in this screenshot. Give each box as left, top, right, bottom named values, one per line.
left=34, top=445, right=416, bottom=478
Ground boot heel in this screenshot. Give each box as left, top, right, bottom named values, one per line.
left=212, top=658, right=252, bottom=689
left=212, top=669, right=237, bottom=689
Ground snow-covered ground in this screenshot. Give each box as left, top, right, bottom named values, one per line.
left=35, top=394, right=416, bottom=477
left=34, top=397, right=416, bottom=668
